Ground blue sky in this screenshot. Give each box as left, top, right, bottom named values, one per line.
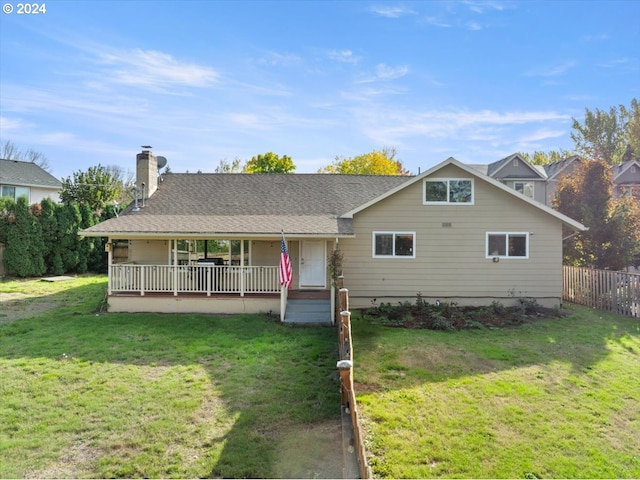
left=1, top=0, right=639, bottom=179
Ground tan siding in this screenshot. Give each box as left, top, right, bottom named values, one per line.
left=129, top=240, right=168, bottom=264
left=340, top=164, right=563, bottom=308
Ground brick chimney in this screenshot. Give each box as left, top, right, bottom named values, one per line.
left=136, top=148, right=158, bottom=201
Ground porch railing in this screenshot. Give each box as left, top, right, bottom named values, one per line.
left=109, top=264, right=280, bottom=296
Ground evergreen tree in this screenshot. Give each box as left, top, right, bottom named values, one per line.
left=4, top=197, right=46, bottom=277
left=39, top=198, right=64, bottom=275
left=56, top=203, right=82, bottom=272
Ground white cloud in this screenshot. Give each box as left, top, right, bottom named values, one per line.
left=517, top=128, right=566, bottom=143
left=596, top=57, right=631, bottom=68
left=328, top=49, right=361, bottom=64
left=524, top=61, right=577, bottom=77
left=257, top=51, right=302, bottom=67
left=368, top=5, right=416, bottom=18
left=463, top=0, right=510, bottom=14
left=421, top=16, right=452, bottom=28
left=98, top=48, right=219, bottom=90
left=376, top=63, right=409, bottom=80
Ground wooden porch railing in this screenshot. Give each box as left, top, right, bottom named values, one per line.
left=109, top=264, right=280, bottom=296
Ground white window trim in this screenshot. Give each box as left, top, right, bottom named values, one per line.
left=423, top=178, right=475, bottom=205
left=372, top=231, right=416, bottom=259
left=485, top=232, right=530, bottom=259
left=514, top=181, right=535, bottom=199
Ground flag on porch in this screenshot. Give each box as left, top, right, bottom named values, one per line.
left=279, top=232, right=292, bottom=289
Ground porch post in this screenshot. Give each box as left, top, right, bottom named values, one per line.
left=107, top=236, right=112, bottom=295
left=280, top=285, right=287, bottom=322
left=173, top=239, right=178, bottom=296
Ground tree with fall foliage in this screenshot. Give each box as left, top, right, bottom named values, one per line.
left=244, top=152, right=295, bottom=173
left=554, top=159, right=640, bottom=269
left=318, top=147, right=410, bottom=175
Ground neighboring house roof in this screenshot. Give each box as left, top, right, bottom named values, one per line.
left=83, top=158, right=587, bottom=239
left=544, top=155, right=583, bottom=179
left=469, top=153, right=546, bottom=180
left=611, top=159, right=640, bottom=183
left=82, top=173, right=409, bottom=238
left=0, top=158, right=62, bottom=188
left=342, top=157, right=587, bottom=233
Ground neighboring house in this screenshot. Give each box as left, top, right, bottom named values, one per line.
left=474, top=154, right=637, bottom=206
left=0, top=158, right=62, bottom=204
left=543, top=155, right=584, bottom=205
left=611, top=159, right=640, bottom=199
left=81, top=149, right=587, bottom=320
left=470, top=153, right=549, bottom=204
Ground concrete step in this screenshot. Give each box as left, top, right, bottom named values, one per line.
left=284, top=299, right=332, bottom=325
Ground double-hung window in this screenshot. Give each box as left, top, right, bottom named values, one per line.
left=424, top=178, right=473, bottom=204
left=373, top=232, right=416, bottom=258
left=486, top=232, right=529, bottom=259
left=514, top=182, right=534, bottom=199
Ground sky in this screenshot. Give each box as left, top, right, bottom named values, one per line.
left=1, top=0, right=639, bottom=180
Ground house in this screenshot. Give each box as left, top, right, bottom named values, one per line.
left=474, top=153, right=638, bottom=206
left=469, top=153, right=549, bottom=204
left=611, top=158, right=640, bottom=199
left=0, top=158, right=62, bottom=204
left=81, top=149, right=587, bottom=321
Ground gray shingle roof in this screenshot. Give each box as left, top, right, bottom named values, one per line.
left=83, top=173, right=410, bottom=237
left=0, top=159, right=62, bottom=188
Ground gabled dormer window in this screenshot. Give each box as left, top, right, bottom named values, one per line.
left=424, top=178, right=474, bottom=205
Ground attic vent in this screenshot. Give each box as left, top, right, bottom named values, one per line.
left=442, top=222, right=452, bottom=228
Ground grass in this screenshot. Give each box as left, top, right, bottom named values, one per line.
left=0, top=275, right=341, bottom=478
left=352, top=306, right=640, bottom=478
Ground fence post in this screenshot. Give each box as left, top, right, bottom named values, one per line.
left=339, top=288, right=349, bottom=314
left=337, top=359, right=353, bottom=406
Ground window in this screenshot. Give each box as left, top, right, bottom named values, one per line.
left=1, top=185, right=29, bottom=201
left=424, top=179, right=473, bottom=204
left=486, top=232, right=529, bottom=259
left=373, top=232, right=415, bottom=258
left=514, top=182, right=534, bottom=198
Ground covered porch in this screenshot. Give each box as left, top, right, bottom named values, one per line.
left=103, top=236, right=336, bottom=322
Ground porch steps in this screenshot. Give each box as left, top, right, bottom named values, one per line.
left=284, top=299, right=332, bottom=326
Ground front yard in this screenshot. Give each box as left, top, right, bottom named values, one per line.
left=353, top=306, right=640, bottom=478
left=0, top=276, right=341, bottom=478
left=2, top=275, right=639, bottom=478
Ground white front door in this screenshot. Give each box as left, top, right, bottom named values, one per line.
left=299, top=240, right=326, bottom=288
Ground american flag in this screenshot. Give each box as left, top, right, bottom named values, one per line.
left=279, top=233, right=292, bottom=289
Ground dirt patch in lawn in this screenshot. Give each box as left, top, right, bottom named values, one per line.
left=0, top=292, right=61, bottom=323
left=272, top=420, right=344, bottom=479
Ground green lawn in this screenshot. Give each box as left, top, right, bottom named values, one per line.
left=353, top=306, right=640, bottom=478
left=0, top=276, right=341, bottom=478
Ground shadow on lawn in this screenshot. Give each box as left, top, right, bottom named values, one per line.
left=350, top=306, right=640, bottom=390
left=0, top=279, right=342, bottom=478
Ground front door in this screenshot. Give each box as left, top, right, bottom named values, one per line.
left=299, top=240, right=326, bottom=288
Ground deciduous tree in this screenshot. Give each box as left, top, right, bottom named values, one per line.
left=554, top=159, right=640, bottom=269
left=61, top=164, right=125, bottom=213
left=244, top=152, right=295, bottom=173
left=0, top=140, right=51, bottom=172
left=318, top=147, right=410, bottom=175
left=570, top=100, right=637, bottom=165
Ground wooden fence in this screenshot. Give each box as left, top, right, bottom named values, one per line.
left=336, top=276, right=371, bottom=479
left=563, top=265, right=640, bottom=318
